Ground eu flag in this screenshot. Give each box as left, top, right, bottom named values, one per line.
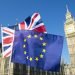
left=11, top=30, right=63, bottom=71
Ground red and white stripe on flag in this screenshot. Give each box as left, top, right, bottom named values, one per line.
left=18, top=12, right=46, bottom=33
left=1, top=27, right=15, bottom=58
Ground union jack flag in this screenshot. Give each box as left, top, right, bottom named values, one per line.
left=1, top=12, right=46, bottom=58
left=1, top=27, right=15, bottom=58
left=19, top=12, right=46, bottom=32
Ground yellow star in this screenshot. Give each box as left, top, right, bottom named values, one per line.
left=34, top=34, right=38, bottom=38
left=23, top=44, right=26, bottom=48
left=35, top=57, right=39, bottom=61
left=27, top=35, right=31, bottom=38
left=40, top=54, right=43, bottom=58
left=26, top=56, right=29, bottom=59
left=42, top=42, right=47, bottom=46
left=29, top=57, right=33, bottom=61
left=42, top=49, right=46, bottom=53
left=40, top=37, right=43, bottom=40
left=24, top=38, right=26, bottom=42
left=24, top=51, right=27, bottom=55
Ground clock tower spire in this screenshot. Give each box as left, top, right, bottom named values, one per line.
left=66, top=5, right=69, bottom=14
left=65, top=5, right=74, bottom=25
left=64, top=5, right=75, bottom=65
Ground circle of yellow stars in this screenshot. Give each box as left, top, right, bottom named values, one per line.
left=23, top=34, right=47, bottom=62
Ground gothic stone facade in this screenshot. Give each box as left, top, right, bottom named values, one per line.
left=0, top=57, right=65, bottom=75
left=64, top=7, right=75, bottom=75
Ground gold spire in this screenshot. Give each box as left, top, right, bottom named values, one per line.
left=66, top=4, right=71, bottom=15
left=65, top=5, right=72, bottom=20
left=66, top=4, right=69, bottom=13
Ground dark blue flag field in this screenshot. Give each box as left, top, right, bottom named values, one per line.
left=11, top=30, right=63, bottom=71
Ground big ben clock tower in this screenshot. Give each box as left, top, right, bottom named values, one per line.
left=64, top=6, right=75, bottom=65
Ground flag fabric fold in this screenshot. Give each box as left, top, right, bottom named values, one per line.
left=18, top=12, right=46, bottom=32
left=11, top=30, right=63, bottom=71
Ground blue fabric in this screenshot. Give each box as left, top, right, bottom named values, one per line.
left=11, top=30, right=63, bottom=71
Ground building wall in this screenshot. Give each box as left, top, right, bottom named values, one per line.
left=64, top=7, right=75, bottom=75
left=0, top=57, right=65, bottom=75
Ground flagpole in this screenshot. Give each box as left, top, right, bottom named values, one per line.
left=0, top=25, right=2, bottom=58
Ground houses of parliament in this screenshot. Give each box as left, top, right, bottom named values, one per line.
left=0, top=7, right=75, bottom=75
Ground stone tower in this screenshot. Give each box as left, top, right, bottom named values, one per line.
left=64, top=6, right=75, bottom=65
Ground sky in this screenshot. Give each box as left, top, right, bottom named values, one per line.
left=0, top=0, right=75, bottom=64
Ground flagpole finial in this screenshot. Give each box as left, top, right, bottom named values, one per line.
left=16, top=18, right=18, bottom=24
left=16, top=18, right=18, bottom=21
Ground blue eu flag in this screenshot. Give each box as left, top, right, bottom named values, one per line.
left=11, top=30, right=63, bottom=71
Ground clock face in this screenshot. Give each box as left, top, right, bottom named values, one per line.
left=65, top=24, right=75, bottom=34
